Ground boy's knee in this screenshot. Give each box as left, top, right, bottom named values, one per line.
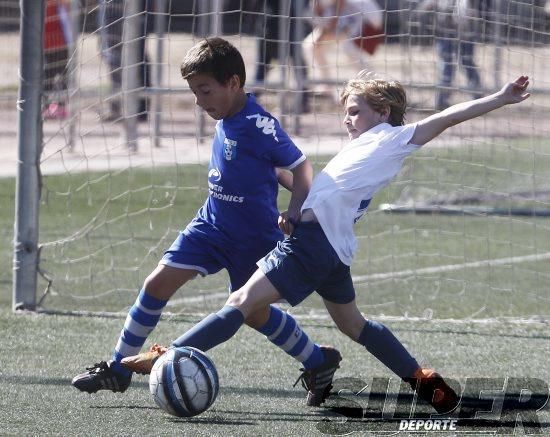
left=226, top=289, right=265, bottom=321
left=226, top=289, right=247, bottom=309
left=336, top=318, right=365, bottom=341
left=143, top=266, right=197, bottom=299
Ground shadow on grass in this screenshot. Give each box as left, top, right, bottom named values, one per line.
left=2, top=374, right=151, bottom=390
left=7, top=373, right=547, bottom=433
left=89, top=405, right=156, bottom=411
left=169, top=416, right=257, bottom=426
left=221, top=385, right=304, bottom=399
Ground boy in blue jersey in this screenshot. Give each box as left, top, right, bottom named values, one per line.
left=72, top=37, right=340, bottom=407
left=122, top=73, right=531, bottom=413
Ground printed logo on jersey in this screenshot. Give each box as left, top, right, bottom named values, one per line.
left=246, top=114, right=279, bottom=142
left=223, top=137, right=237, bottom=161
left=354, top=198, right=372, bottom=223
left=208, top=168, right=221, bottom=182
left=207, top=167, right=244, bottom=203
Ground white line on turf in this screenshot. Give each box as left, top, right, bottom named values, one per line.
left=167, top=292, right=229, bottom=306
left=352, top=251, right=550, bottom=283
left=170, top=251, right=550, bottom=304
left=162, top=252, right=550, bottom=323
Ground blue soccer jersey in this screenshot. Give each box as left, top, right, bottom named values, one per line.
left=184, top=94, right=305, bottom=249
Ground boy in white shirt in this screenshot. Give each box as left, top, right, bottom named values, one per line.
left=123, top=72, right=530, bottom=413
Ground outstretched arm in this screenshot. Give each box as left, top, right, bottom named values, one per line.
left=410, top=76, right=531, bottom=146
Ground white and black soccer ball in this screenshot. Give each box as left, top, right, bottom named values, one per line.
left=149, top=346, right=219, bottom=417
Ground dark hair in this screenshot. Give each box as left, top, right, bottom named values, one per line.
left=180, top=37, right=246, bottom=87
left=340, top=71, right=407, bottom=126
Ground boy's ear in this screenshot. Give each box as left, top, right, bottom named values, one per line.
left=229, top=74, right=241, bottom=90
left=379, top=106, right=390, bottom=122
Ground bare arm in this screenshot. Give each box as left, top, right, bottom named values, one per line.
left=410, top=76, right=531, bottom=146
left=275, top=168, right=293, bottom=191
left=279, top=159, right=313, bottom=234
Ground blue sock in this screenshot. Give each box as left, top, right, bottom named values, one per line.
left=255, top=305, right=324, bottom=370
left=112, top=289, right=168, bottom=376
left=358, top=320, right=419, bottom=378
left=171, top=305, right=245, bottom=351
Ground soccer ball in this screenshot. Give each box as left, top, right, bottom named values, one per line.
left=149, top=346, right=219, bottom=417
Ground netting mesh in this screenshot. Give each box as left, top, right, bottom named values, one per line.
left=6, top=0, right=550, bottom=319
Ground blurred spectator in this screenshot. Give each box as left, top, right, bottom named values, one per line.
left=302, top=0, right=383, bottom=95
left=43, top=0, right=73, bottom=120
left=252, top=0, right=311, bottom=110
left=418, top=0, right=484, bottom=110
left=97, top=0, right=151, bottom=122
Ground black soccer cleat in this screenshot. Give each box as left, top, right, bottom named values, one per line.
left=294, top=345, right=342, bottom=407
left=72, top=360, right=131, bottom=394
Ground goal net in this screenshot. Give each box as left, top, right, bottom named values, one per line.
left=17, top=0, right=550, bottom=321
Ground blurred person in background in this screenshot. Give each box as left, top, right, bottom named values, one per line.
left=43, top=0, right=73, bottom=120
left=418, top=0, right=486, bottom=110
left=252, top=0, right=311, bottom=111
left=302, top=0, right=383, bottom=98
left=97, top=0, right=151, bottom=122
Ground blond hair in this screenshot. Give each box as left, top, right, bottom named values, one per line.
left=340, top=71, right=407, bottom=126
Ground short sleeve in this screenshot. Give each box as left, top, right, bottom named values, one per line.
left=381, top=123, right=421, bottom=157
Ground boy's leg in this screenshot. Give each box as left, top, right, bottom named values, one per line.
left=119, top=300, right=267, bottom=377
left=324, top=299, right=420, bottom=377
left=226, top=242, right=327, bottom=371
left=324, top=299, right=458, bottom=413
left=111, top=266, right=197, bottom=369
left=71, top=265, right=196, bottom=393
left=459, top=40, right=482, bottom=98
left=124, top=228, right=343, bottom=406
left=124, top=277, right=340, bottom=407
left=162, top=270, right=339, bottom=407
left=170, top=270, right=282, bottom=350
left=123, top=268, right=317, bottom=358
left=241, top=235, right=342, bottom=406
left=247, top=305, right=325, bottom=370
left=111, top=288, right=167, bottom=376
left=121, top=295, right=327, bottom=374
left=121, top=272, right=276, bottom=374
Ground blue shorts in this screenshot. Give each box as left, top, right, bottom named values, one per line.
left=257, top=221, right=356, bottom=306
left=161, top=230, right=279, bottom=291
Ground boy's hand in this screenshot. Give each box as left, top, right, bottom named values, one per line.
left=499, top=75, right=531, bottom=104
left=278, top=210, right=298, bottom=235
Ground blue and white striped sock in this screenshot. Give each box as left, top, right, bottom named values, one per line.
left=256, top=305, right=324, bottom=370
left=112, top=289, right=167, bottom=376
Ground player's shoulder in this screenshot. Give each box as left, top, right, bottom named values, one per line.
left=241, top=95, right=285, bottom=143
left=353, top=123, right=417, bottom=150
left=243, top=95, right=279, bottom=122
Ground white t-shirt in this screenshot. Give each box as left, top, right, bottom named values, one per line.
left=314, top=0, right=383, bottom=35
left=301, top=122, right=420, bottom=265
